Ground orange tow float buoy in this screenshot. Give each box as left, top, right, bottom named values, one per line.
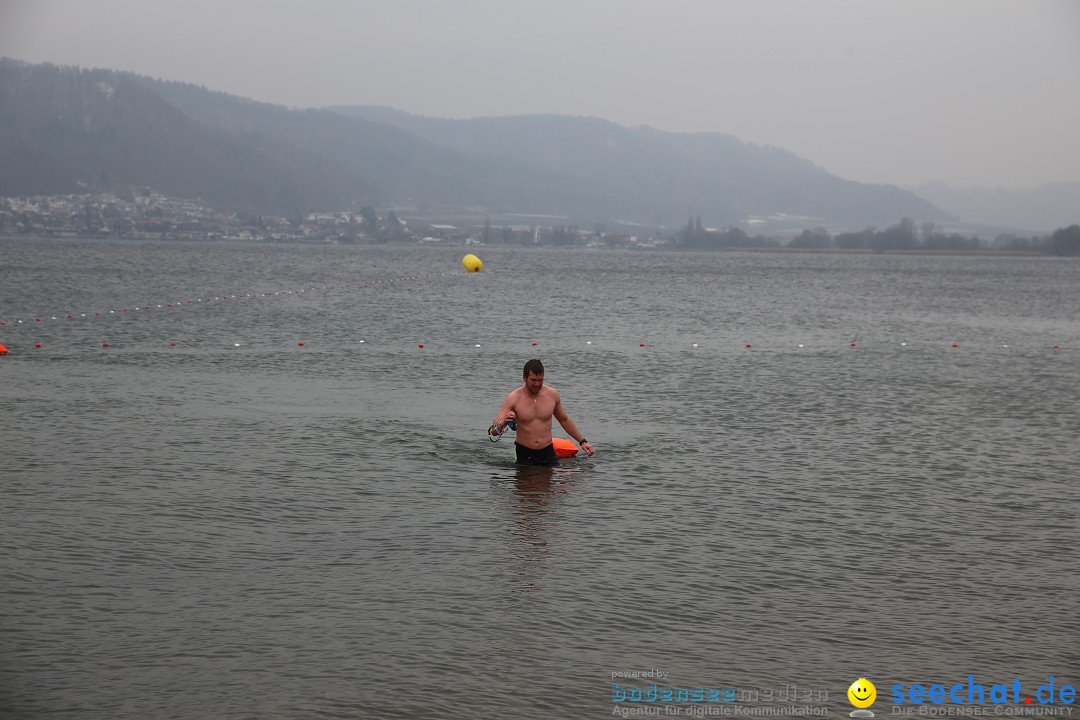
left=0, top=342, right=8, bottom=354
left=552, top=438, right=579, bottom=459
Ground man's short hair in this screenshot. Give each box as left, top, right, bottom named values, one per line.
left=523, top=358, right=544, bottom=376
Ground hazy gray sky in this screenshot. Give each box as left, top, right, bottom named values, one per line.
left=3, top=0, right=1078, bottom=189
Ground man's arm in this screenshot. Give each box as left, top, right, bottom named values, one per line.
left=553, top=394, right=596, bottom=456
left=490, top=392, right=517, bottom=435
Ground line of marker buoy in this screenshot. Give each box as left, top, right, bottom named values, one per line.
left=427, top=340, right=1064, bottom=351
left=0, top=271, right=463, bottom=329
left=0, top=269, right=477, bottom=354
left=408, top=343, right=1067, bottom=356
left=1, top=260, right=1068, bottom=357
left=0, top=337, right=1066, bottom=354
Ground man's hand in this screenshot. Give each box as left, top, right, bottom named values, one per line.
left=580, top=440, right=596, bottom=457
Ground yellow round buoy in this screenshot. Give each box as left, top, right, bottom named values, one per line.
left=462, top=253, right=483, bottom=272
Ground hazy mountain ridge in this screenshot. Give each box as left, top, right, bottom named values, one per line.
left=0, top=60, right=365, bottom=211
left=134, top=75, right=627, bottom=219
left=1, top=58, right=947, bottom=226
left=0, top=59, right=596, bottom=216
left=331, top=105, right=946, bottom=227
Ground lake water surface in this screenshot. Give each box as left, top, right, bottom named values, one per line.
left=2, top=238, right=1078, bottom=719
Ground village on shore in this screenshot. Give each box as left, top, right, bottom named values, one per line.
left=0, top=191, right=661, bottom=247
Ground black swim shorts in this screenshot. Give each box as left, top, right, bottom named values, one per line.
left=515, top=442, right=559, bottom=467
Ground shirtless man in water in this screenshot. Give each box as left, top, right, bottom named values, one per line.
left=490, top=359, right=596, bottom=466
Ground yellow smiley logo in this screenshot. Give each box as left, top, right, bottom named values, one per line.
left=848, top=678, right=877, bottom=708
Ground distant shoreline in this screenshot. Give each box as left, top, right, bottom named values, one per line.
left=1, top=233, right=1061, bottom=258
left=723, top=246, right=1049, bottom=257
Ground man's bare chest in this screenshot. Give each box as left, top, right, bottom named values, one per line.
left=513, top=393, right=555, bottom=420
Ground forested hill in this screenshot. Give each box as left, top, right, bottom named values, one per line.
left=0, top=59, right=592, bottom=216
left=0, top=58, right=946, bottom=226
left=330, top=105, right=946, bottom=227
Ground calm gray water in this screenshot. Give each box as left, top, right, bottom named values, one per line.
left=2, top=237, right=1078, bottom=719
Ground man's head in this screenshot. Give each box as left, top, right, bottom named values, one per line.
left=522, top=358, right=545, bottom=395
